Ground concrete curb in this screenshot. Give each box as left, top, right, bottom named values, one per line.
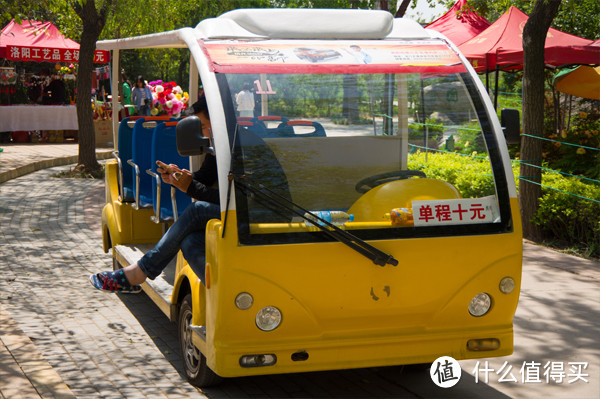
left=0, top=304, right=76, bottom=399
left=0, top=150, right=113, bottom=184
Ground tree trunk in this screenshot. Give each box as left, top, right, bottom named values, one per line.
left=342, top=74, right=360, bottom=123
left=520, top=0, right=562, bottom=241
left=73, top=0, right=113, bottom=173
left=76, top=27, right=100, bottom=171
left=395, top=0, right=413, bottom=18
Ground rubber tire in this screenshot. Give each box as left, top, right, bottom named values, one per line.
left=178, top=294, right=222, bottom=387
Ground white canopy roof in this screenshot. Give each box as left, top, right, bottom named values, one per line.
left=96, top=8, right=433, bottom=51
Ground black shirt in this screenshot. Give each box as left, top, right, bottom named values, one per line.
left=185, top=154, right=219, bottom=204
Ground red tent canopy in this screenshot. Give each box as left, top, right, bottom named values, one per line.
left=458, top=7, right=598, bottom=72
left=425, top=0, right=491, bottom=46
left=0, top=19, right=109, bottom=63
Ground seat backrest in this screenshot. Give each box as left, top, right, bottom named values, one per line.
left=278, top=120, right=326, bottom=137
left=117, top=117, right=135, bottom=200
left=131, top=118, right=156, bottom=205
left=236, top=116, right=293, bottom=138
left=151, top=121, right=192, bottom=219
left=256, top=115, right=293, bottom=138
left=131, top=116, right=175, bottom=205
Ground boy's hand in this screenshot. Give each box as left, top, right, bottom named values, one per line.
left=157, top=162, right=181, bottom=183
left=170, top=169, right=192, bottom=193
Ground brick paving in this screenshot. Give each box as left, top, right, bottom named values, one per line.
left=0, top=166, right=205, bottom=398
left=0, top=144, right=597, bottom=398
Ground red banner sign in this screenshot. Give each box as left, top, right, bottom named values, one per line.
left=6, top=45, right=110, bottom=64
left=201, top=40, right=465, bottom=74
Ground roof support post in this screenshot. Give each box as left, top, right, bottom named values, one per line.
left=111, top=49, right=120, bottom=150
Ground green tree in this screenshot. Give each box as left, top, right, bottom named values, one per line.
left=71, top=0, right=115, bottom=173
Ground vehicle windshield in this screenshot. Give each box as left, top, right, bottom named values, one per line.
left=207, top=40, right=512, bottom=244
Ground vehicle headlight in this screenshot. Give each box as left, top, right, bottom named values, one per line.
left=235, top=292, right=254, bottom=310
left=499, top=277, right=515, bottom=294
left=255, top=306, right=282, bottom=331
left=468, top=293, right=492, bottom=317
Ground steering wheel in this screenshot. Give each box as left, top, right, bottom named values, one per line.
left=355, top=170, right=427, bottom=193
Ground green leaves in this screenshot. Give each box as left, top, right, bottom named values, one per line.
left=534, top=172, right=600, bottom=257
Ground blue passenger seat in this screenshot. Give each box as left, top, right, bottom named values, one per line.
left=147, top=121, right=192, bottom=222
left=277, top=120, right=326, bottom=137
left=128, top=116, right=175, bottom=210
left=114, top=117, right=135, bottom=201
left=255, top=115, right=293, bottom=138
left=236, top=116, right=292, bottom=138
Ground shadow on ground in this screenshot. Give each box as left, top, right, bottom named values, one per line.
left=119, top=292, right=511, bottom=399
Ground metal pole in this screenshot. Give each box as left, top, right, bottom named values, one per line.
left=111, top=49, right=119, bottom=150
left=494, top=65, right=500, bottom=110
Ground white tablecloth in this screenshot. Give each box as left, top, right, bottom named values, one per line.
left=0, top=105, right=78, bottom=131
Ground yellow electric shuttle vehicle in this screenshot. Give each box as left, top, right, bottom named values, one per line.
left=98, top=8, right=522, bottom=387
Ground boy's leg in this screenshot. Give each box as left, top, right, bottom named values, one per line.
left=137, top=201, right=220, bottom=280
left=180, top=232, right=207, bottom=284
left=90, top=201, right=219, bottom=292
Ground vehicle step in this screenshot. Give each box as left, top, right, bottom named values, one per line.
left=114, top=244, right=176, bottom=317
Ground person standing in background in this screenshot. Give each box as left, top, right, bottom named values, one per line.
left=131, top=75, right=153, bottom=116
left=121, top=70, right=133, bottom=117
left=235, top=82, right=255, bottom=118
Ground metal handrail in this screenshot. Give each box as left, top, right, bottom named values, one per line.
left=112, top=151, right=124, bottom=201
left=127, top=159, right=141, bottom=210
left=146, top=170, right=162, bottom=223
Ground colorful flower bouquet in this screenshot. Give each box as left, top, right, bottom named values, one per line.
left=58, top=63, right=77, bottom=77
left=0, top=68, right=17, bottom=85
left=147, top=80, right=189, bottom=117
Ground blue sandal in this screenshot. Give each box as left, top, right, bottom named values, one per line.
left=89, top=270, right=142, bottom=294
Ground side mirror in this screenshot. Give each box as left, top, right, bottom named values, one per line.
left=176, top=116, right=213, bottom=156
left=501, top=108, right=521, bottom=145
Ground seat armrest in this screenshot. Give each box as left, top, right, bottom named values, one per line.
left=171, top=186, right=179, bottom=222
left=127, top=159, right=141, bottom=210
left=146, top=169, right=162, bottom=223
left=112, top=151, right=124, bottom=201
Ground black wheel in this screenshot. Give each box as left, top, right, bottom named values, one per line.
left=355, top=170, right=426, bottom=193
left=178, top=294, right=222, bottom=387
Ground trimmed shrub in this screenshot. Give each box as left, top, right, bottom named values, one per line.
left=533, top=173, right=600, bottom=258
left=408, top=151, right=496, bottom=198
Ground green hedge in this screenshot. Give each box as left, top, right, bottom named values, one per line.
left=533, top=173, right=600, bottom=257
left=408, top=151, right=496, bottom=198
left=408, top=151, right=600, bottom=257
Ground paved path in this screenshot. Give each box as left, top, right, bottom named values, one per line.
left=0, top=143, right=112, bottom=184
left=0, top=150, right=598, bottom=398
